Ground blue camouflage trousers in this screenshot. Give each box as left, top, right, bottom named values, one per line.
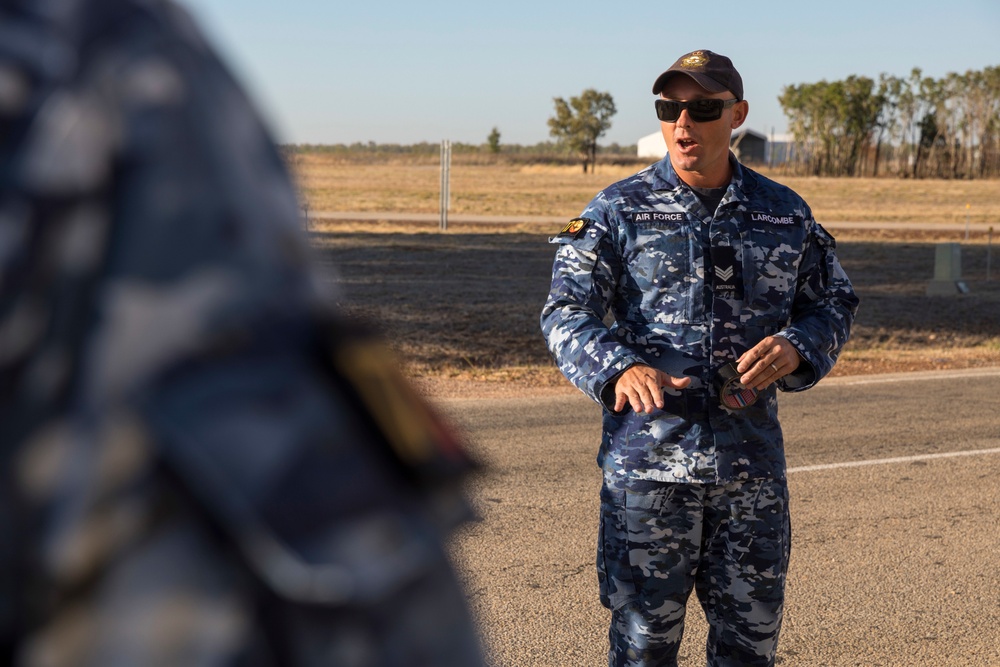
left=598, top=476, right=791, bottom=667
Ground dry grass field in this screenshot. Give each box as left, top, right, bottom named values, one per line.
left=294, top=152, right=1000, bottom=225
left=295, top=154, right=1000, bottom=396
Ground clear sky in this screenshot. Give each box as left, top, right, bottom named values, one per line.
left=183, top=0, right=1000, bottom=147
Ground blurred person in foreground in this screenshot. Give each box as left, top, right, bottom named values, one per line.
left=541, top=50, right=859, bottom=666
left=0, top=0, right=483, bottom=665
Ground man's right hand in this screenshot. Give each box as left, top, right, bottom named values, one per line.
left=614, top=365, right=691, bottom=414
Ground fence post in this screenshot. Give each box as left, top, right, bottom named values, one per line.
left=988, top=227, right=993, bottom=282
left=440, top=140, right=451, bottom=231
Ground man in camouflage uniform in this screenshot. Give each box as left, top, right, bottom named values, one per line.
left=541, top=50, right=859, bottom=666
left=0, top=1, right=483, bottom=665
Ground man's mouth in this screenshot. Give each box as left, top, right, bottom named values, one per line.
left=677, top=138, right=698, bottom=150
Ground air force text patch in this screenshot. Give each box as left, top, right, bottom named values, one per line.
left=630, top=211, right=688, bottom=224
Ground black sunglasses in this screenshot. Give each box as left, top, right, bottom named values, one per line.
left=655, top=98, right=738, bottom=123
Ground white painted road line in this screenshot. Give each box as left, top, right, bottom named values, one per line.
left=789, top=447, right=1000, bottom=474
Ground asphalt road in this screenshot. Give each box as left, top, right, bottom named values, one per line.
left=440, top=367, right=1000, bottom=666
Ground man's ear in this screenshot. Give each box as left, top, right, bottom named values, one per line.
left=731, top=100, right=749, bottom=130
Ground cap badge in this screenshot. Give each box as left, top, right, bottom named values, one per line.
left=682, top=51, right=708, bottom=69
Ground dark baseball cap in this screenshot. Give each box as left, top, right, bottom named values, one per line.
left=652, top=50, right=743, bottom=101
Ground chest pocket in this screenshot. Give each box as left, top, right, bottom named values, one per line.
left=625, top=223, right=699, bottom=325
left=742, top=222, right=806, bottom=325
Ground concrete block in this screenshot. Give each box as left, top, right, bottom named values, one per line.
left=926, top=243, right=967, bottom=296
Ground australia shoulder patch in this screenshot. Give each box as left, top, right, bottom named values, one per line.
left=558, top=217, right=592, bottom=239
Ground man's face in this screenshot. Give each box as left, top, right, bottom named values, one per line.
left=659, top=75, right=748, bottom=188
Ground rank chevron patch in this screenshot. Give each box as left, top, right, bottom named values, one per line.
left=715, top=265, right=734, bottom=281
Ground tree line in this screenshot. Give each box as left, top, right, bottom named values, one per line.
left=779, top=66, right=1000, bottom=178
left=281, top=88, right=626, bottom=171
left=281, top=139, right=639, bottom=162
left=285, top=66, right=1000, bottom=180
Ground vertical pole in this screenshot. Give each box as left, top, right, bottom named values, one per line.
left=768, top=126, right=774, bottom=168
left=988, top=226, right=993, bottom=282
left=440, top=140, right=451, bottom=231
left=438, top=139, right=445, bottom=229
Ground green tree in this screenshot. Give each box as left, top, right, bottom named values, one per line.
left=782, top=76, right=887, bottom=176
left=487, top=127, right=501, bottom=153
left=548, top=89, right=616, bottom=173
left=840, top=75, right=884, bottom=176
left=780, top=65, right=1000, bottom=178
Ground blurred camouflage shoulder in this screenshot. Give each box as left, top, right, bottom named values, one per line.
left=0, top=1, right=483, bottom=664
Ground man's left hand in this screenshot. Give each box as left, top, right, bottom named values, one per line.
left=736, top=337, right=803, bottom=391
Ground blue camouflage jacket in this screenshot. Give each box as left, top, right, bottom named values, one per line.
left=541, top=154, right=859, bottom=484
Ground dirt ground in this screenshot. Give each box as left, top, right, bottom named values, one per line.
left=312, top=223, right=1000, bottom=398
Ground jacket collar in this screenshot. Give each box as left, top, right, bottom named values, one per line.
left=651, top=152, right=757, bottom=203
